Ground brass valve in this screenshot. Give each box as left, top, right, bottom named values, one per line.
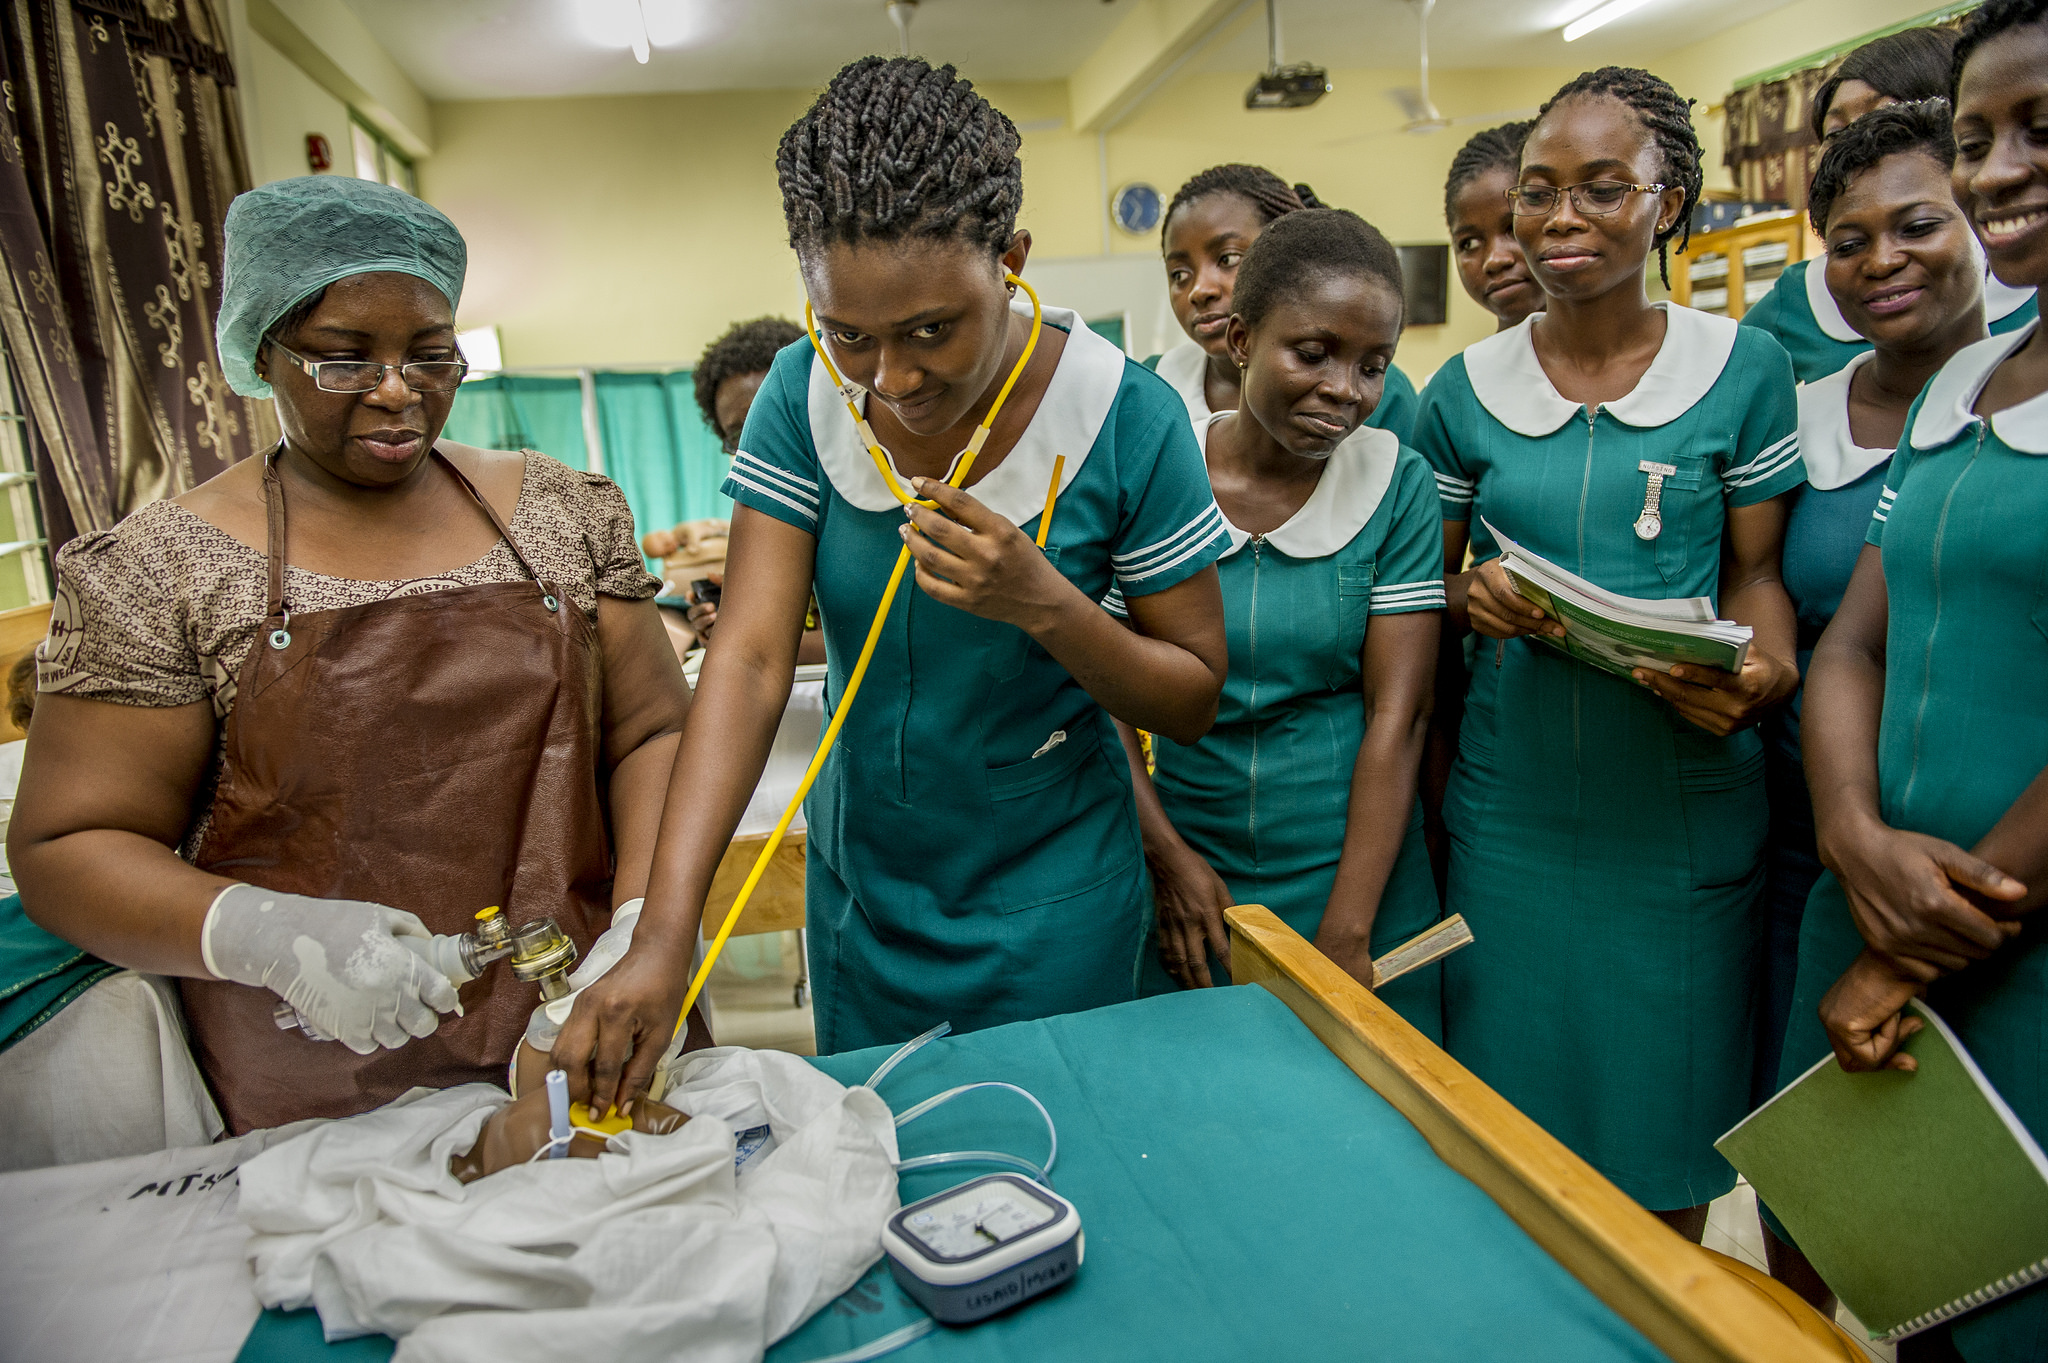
left=508, top=917, right=578, bottom=1002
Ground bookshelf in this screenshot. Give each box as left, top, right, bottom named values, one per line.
left=1669, top=211, right=1815, bottom=320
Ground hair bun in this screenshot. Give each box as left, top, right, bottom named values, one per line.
left=1292, top=182, right=1325, bottom=209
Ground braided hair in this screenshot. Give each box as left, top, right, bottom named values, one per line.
left=693, top=316, right=804, bottom=438
left=1952, top=0, right=2048, bottom=101
left=1231, top=208, right=1405, bottom=329
left=776, top=56, right=1023, bottom=257
left=1444, top=121, right=1534, bottom=226
left=1807, top=99, right=1956, bottom=237
left=1809, top=28, right=1957, bottom=141
left=1534, top=67, right=1704, bottom=288
left=1161, top=164, right=1323, bottom=246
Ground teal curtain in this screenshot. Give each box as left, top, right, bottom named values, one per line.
left=441, top=376, right=589, bottom=470
left=1086, top=315, right=1126, bottom=352
left=592, top=371, right=732, bottom=574
left=446, top=371, right=732, bottom=574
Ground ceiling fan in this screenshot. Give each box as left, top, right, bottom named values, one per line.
left=1376, top=0, right=1534, bottom=138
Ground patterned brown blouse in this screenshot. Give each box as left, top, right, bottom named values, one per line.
left=37, top=451, right=661, bottom=850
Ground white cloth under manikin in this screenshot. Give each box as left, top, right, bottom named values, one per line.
left=240, top=1046, right=899, bottom=1363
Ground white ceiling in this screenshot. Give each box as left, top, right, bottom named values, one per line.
left=339, top=0, right=1133, bottom=101
left=1193, top=0, right=1798, bottom=75
left=341, top=0, right=1798, bottom=103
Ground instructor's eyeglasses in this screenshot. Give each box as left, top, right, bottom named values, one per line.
left=1507, top=181, right=1668, bottom=217
left=268, top=340, right=468, bottom=393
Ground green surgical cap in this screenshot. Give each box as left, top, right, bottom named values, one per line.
left=216, top=176, right=467, bottom=398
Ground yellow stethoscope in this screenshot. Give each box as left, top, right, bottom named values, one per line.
left=572, top=273, right=1059, bottom=1131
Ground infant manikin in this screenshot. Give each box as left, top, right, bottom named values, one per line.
left=450, top=898, right=688, bottom=1180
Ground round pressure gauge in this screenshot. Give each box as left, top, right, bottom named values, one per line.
left=1112, top=182, right=1163, bottom=236
left=881, top=1173, right=1082, bottom=1323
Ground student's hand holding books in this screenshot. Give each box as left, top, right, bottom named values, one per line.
left=1819, top=948, right=1929, bottom=1073
left=1464, top=559, right=1566, bottom=641
left=1630, top=651, right=1798, bottom=737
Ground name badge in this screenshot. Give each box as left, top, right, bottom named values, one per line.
left=1635, top=460, right=1678, bottom=541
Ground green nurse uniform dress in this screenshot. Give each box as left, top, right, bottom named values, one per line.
left=1741, top=254, right=2038, bottom=384
left=1777, top=322, right=2048, bottom=1360
left=1149, top=340, right=1422, bottom=442
left=1756, top=352, right=1896, bottom=1100
left=1113, top=414, right=1448, bottom=1038
left=723, top=303, right=1230, bottom=1055
left=1415, top=304, right=1805, bottom=1210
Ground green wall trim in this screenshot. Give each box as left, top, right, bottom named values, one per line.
left=1731, top=2, right=1979, bottom=91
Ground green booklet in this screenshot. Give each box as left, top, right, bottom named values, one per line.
left=1481, top=518, right=1752, bottom=681
left=1716, top=1000, right=2048, bottom=1342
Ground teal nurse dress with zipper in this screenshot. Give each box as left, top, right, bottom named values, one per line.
left=1414, top=304, right=1806, bottom=1210
left=1149, top=340, right=1422, bottom=442
left=723, top=304, right=1230, bottom=1055
left=1776, top=322, right=2048, bottom=1360
left=1123, top=415, right=1448, bottom=1038
left=1756, top=352, right=1894, bottom=1103
left=1741, top=255, right=2038, bottom=384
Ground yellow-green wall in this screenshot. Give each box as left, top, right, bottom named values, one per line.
left=419, top=66, right=1585, bottom=381
left=240, top=24, right=355, bottom=187
left=244, top=0, right=1941, bottom=383
left=1089, top=64, right=1582, bottom=381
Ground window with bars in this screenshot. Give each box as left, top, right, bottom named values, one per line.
left=0, top=344, right=52, bottom=610
left=350, top=114, right=417, bottom=195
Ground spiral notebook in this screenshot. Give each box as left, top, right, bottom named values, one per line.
left=1716, top=1000, right=2048, bottom=1341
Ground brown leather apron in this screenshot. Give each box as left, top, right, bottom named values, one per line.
left=185, top=449, right=611, bottom=1134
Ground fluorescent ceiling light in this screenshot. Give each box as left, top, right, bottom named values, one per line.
left=571, top=0, right=701, bottom=57
left=1562, top=0, right=1656, bottom=41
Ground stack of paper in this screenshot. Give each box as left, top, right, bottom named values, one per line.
left=1717, top=1001, right=2048, bottom=1342
left=1481, top=518, right=1752, bottom=681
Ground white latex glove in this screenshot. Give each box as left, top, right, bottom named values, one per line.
left=203, top=884, right=462, bottom=1055
left=522, top=898, right=642, bottom=1052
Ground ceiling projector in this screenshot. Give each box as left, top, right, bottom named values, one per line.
left=1245, top=63, right=1330, bottom=109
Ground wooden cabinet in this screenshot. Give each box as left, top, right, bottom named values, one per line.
left=1669, top=211, right=1814, bottom=319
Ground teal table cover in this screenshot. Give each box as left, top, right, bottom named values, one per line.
left=239, top=987, right=1668, bottom=1362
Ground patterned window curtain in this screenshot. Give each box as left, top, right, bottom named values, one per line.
left=1721, top=16, right=1967, bottom=215
left=1721, top=64, right=1840, bottom=212
left=0, top=0, right=275, bottom=552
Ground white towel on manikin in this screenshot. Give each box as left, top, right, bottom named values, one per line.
left=238, top=1047, right=900, bottom=1363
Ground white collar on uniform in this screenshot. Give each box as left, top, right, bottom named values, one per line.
left=1811, top=238, right=2036, bottom=339
left=1155, top=340, right=1212, bottom=425
left=1464, top=302, right=1739, bottom=437
left=1910, top=318, right=2048, bottom=454
left=807, top=298, right=1122, bottom=519
left=1797, top=352, right=1892, bottom=490
left=1200, top=411, right=1403, bottom=558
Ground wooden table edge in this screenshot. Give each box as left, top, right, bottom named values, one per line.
left=1226, top=903, right=1845, bottom=1363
